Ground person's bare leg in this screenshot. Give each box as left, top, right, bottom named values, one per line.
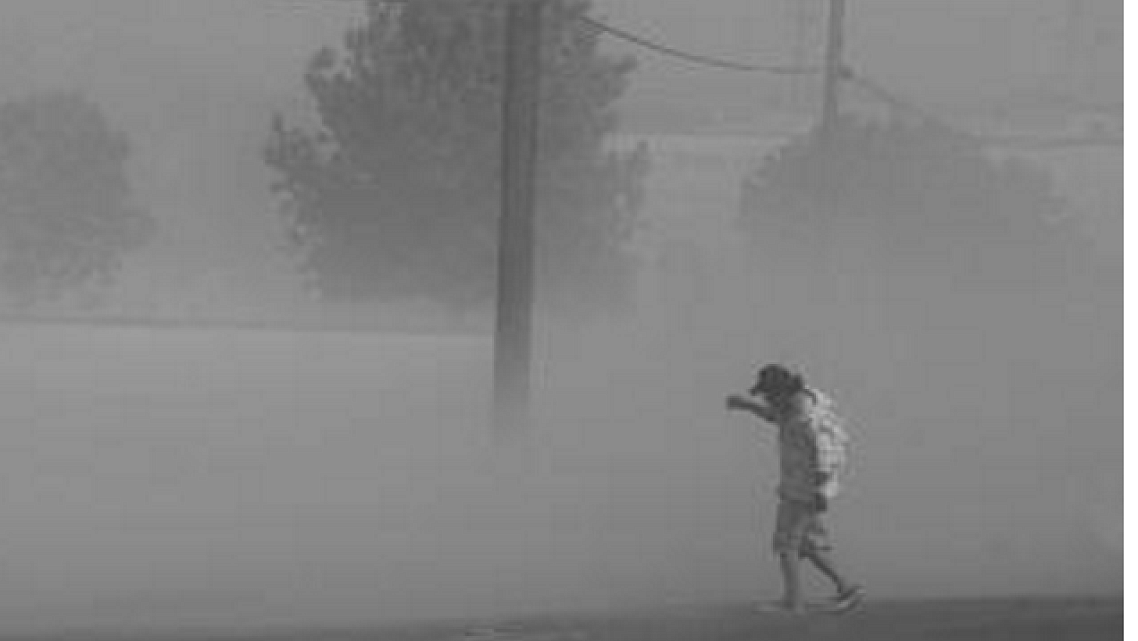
left=778, top=551, right=805, bottom=612
left=803, top=547, right=852, bottom=596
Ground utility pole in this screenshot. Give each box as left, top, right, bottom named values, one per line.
left=820, top=0, right=846, bottom=140
left=815, top=0, right=847, bottom=328
left=494, top=0, right=543, bottom=436
left=787, top=0, right=812, bottom=112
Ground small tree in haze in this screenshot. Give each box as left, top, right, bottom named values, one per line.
left=737, top=117, right=1081, bottom=293
left=737, top=116, right=1109, bottom=365
left=265, top=0, right=648, bottom=320
left=739, top=117, right=1066, bottom=247
left=0, top=92, right=154, bottom=308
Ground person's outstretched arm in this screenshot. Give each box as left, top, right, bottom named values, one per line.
left=726, top=394, right=779, bottom=424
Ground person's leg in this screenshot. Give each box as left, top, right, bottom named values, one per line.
left=803, top=547, right=851, bottom=595
left=778, top=551, right=804, bottom=612
left=772, top=501, right=808, bottom=611
left=801, top=515, right=861, bottom=600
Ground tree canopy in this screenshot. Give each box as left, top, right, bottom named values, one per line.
left=738, top=116, right=1112, bottom=373
left=265, top=0, right=648, bottom=319
left=0, top=92, right=154, bottom=308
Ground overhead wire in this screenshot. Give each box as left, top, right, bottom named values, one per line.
left=569, top=9, right=1118, bottom=150
left=845, top=68, right=1121, bottom=150
left=576, top=14, right=819, bottom=76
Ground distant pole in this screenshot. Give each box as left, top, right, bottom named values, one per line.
left=816, top=0, right=847, bottom=319
left=820, top=0, right=846, bottom=140
left=494, top=0, right=543, bottom=436
left=789, top=0, right=811, bottom=112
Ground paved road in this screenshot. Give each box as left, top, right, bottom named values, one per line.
left=131, top=598, right=1118, bottom=641
left=440, top=599, right=1120, bottom=641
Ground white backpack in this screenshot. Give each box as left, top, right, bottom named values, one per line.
left=807, top=389, right=850, bottom=499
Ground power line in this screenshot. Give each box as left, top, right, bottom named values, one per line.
left=845, top=70, right=977, bottom=140
left=846, top=69, right=1122, bottom=150
left=577, top=14, right=819, bottom=76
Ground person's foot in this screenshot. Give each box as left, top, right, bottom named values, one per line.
left=831, top=584, right=866, bottom=611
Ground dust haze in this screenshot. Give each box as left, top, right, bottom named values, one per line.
left=0, top=0, right=1119, bottom=635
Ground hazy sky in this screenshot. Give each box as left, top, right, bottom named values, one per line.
left=0, top=0, right=1118, bottom=316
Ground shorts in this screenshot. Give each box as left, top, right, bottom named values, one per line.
left=772, top=498, right=832, bottom=557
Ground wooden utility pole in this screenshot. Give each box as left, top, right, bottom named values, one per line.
left=820, top=0, right=846, bottom=140
left=494, top=0, right=543, bottom=436
left=815, top=0, right=847, bottom=323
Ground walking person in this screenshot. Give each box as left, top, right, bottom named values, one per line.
left=727, top=364, right=864, bottom=614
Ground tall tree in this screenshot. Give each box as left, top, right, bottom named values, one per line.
left=265, top=0, right=648, bottom=319
left=737, top=116, right=1113, bottom=383
left=0, top=92, right=154, bottom=308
